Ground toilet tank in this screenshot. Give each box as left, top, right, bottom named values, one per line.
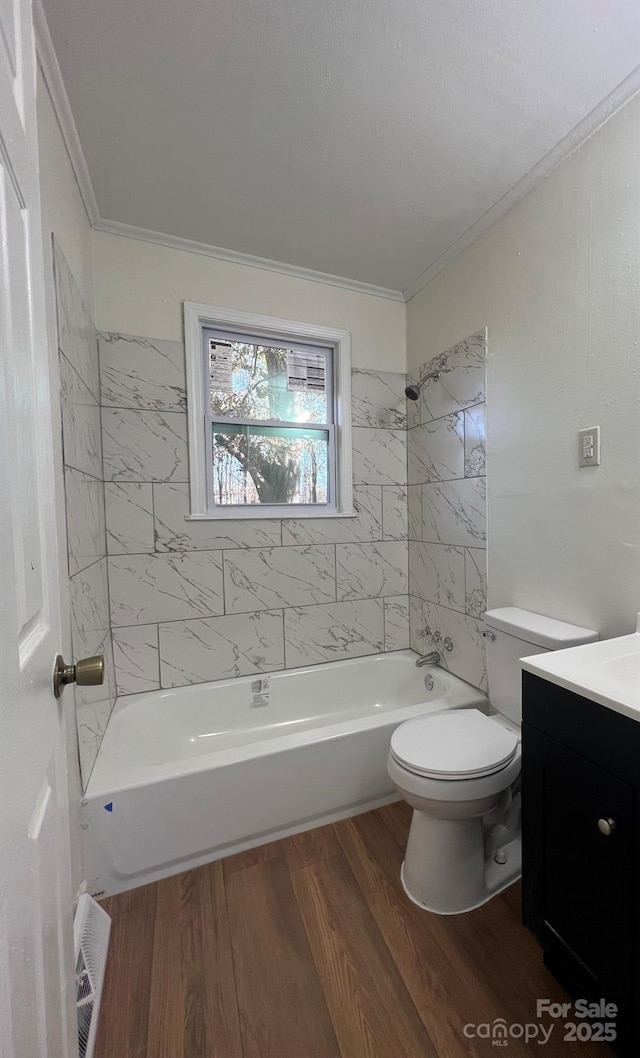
left=483, top=607, right=598, bottom=725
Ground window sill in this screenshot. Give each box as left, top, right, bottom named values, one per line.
left=185, top=509, right=357, bottom=522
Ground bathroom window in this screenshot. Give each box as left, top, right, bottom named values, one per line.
left=184, top=303, right=353, bottom=519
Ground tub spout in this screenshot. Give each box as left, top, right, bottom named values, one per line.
left=415, top=650, right=441, bottom=667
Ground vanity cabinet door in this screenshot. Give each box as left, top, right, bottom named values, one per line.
left=523, top=725, right=635, bottom=1015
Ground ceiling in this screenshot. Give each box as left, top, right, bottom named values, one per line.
left=42, top=0, right=640, bottom=295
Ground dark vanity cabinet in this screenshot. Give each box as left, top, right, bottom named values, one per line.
left=522, top=673, right=640, bottom=1056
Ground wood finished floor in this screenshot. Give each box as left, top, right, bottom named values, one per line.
left=96, top=803, right=612, bottom=1058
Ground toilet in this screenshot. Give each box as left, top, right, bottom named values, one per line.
left=388, top=607, right=598, bottom=915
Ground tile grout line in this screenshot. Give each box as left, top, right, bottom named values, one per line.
left=111, top=592, right=403, bottom=637
left=101, top=405, right=187, bottom=415
left=221, top=548, right=228, bottom=618
left=97, top=335, right=117, bottom=722
left=407, top=397, right=486, bottom=431
left=155, top=619, right=162, bottom=690
left=59, top=347, right=101, bottom=407
left=282, top=607, right=287, bottom=669
left=64, top=462, right=104, bottom=483
left=412, top=472, right=486, bottom=487
left=464, top=544, right=468, bottom=618
left=69, top=553, right=107, bottom=580
left=382, top=595, right=387, bottom=651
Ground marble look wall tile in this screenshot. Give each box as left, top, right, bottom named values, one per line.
left=159, top=610, right=284, bottom=687
left=409, top=541, right=465, bottom=611
left=153, top=482, right=281, bottom=551
left=419, top=598, right=487, bottom=692
left=75, top=629, right=115, bottom=712
left=109, top=552, right=224, bottom=625
left=284, top=599, right=384, bottom=666
left=224, top=545, right=335, bottom=613
left=64, top=467, right=106, bottom=576
left=407, top=414, right=464, bottom=485
left=422, top=477, right=486, bottom=548
left=418, top=331, right=486, bottom=423
left=282, top=486, right=382, bottom=545
left=102, top=409, right=189, bottom=482
left=407, top=485, right=422, bottom=541
left=99, top=333, right=187, bottom=411
left=113, top=624, right=160, bottom=695
left=105, top=483, right=154, bottom=554
left=352, top=428, right=407, bottom=486
left=77, top=696, right=112, bottom=789
left=77, top=700, right=114, bottom=788
left=59, top=353, right=103, bottom=479
left=53, top=240, right=99, bottom=401
left=409, top=595, right=428, bottom=653
left=406, top=378, right=420, bottom=429
left=351, top=369, right=407, bottom=429
left=465, top=547, right=487, bottom=618
left=69, top=558, right=110, bottom=659
left=382, top=486, right=408, bottom=540
left=464, top=403, right=486, bottom=477
left=75, top=632, right=116, bottom=788
left=336, top=541, right=408, bottom=601
left=384, top=595, right=410, bottom=650
left=55, top=241, right=114, bottom=788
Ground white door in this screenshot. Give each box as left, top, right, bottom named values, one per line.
left=0, top=0, right=77, bottom=1054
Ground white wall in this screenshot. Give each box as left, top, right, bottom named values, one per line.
left=91, top=232, right=406, bottom=370
left=37, top=65, right=95, bottom=893
left=407, top=93, right=640, bottom=639
left=38, top=71, right=94, bottom=315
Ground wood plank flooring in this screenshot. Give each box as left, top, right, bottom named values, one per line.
left=96, top=803, right=612, bottom=1057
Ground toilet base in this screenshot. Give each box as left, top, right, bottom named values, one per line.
left=400, top=807, right=522, bottom=915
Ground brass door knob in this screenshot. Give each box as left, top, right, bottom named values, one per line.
left=53, top=654, right=104, bottom=698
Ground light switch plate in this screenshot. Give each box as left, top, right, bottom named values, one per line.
left=579, top=426, right=601, bottom=467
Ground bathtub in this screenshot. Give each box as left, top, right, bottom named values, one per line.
left=82, top=650, right=486, bottom=897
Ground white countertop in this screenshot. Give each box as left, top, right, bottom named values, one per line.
left=521, top=614, right=640, bottom=722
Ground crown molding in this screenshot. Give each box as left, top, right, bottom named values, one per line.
left=92, top=217, right=405, bottom=301
left=403, top=66, right=640, bottom=302
left=33, top=0, right=100, bottom=225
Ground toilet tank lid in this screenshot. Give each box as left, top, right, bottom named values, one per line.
left=483, top=607, right=599, bottom=650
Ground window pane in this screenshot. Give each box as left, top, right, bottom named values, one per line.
left=212, top=423, right=330, bottom=506
left=209, top=340, right=329, bottom=424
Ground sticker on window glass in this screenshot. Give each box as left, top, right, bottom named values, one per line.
left=286, top=350, right=326, bottom=393
left=209, top=339, right=234, bottom=392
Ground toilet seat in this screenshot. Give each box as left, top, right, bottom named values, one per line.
left=390, top=709, right=518, bottom=780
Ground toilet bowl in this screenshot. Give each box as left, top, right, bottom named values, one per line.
left=389, top=607, right=599, bottom=915
left=388, top=709, right=522, bottom=913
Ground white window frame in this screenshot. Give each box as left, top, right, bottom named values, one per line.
left=184, top=302, right=353, bottom=519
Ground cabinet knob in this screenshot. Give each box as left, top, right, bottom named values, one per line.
left=597, top=817, right=616, bottom=837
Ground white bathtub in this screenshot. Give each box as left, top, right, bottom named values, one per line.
left=82, top=650, right=485, bottom=896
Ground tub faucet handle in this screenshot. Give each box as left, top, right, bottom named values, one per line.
left=442, top=636, right=454, bottom=652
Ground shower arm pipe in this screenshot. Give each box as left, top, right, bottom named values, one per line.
left=405, top=370, right=440, bottom=402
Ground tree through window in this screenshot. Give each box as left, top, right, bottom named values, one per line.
left=205, top=330, right=335, bottom=509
